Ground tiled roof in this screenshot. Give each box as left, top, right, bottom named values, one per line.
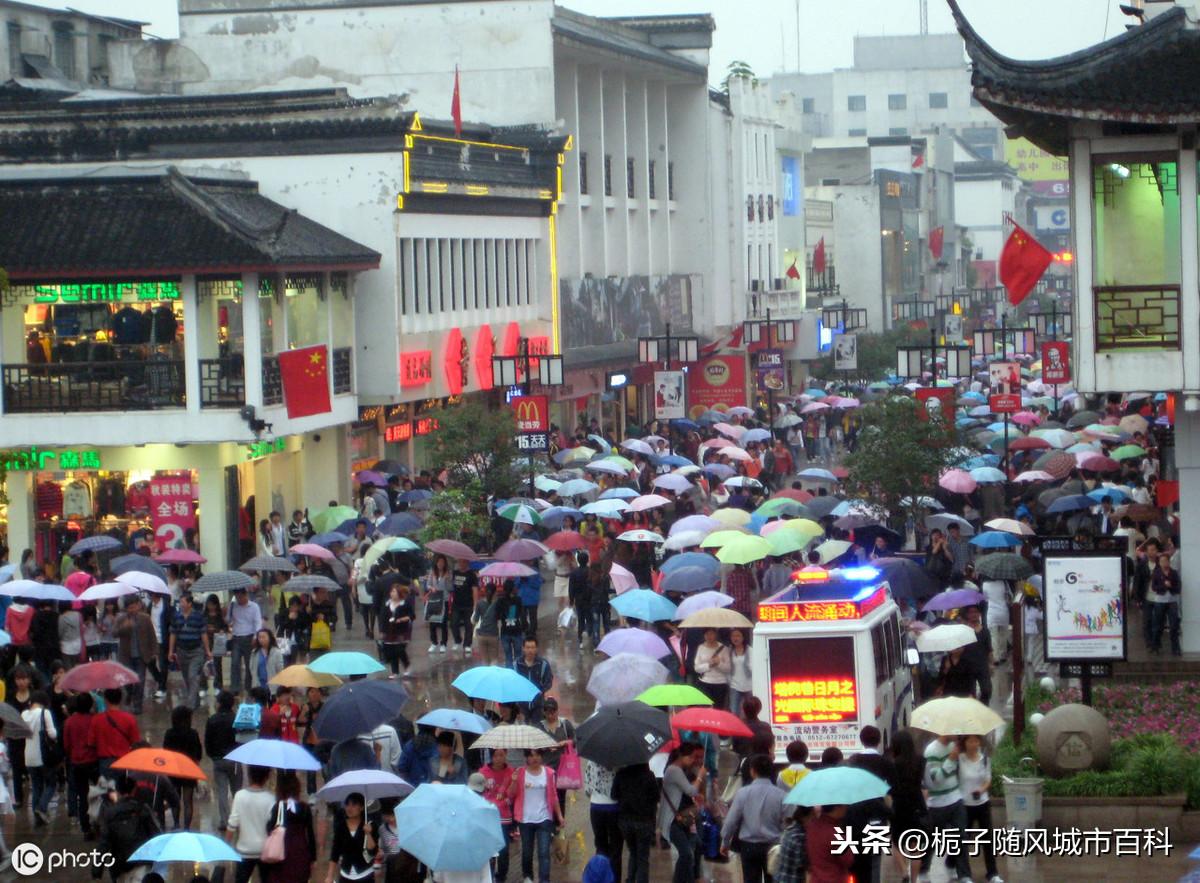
left=0, top=167, right=380, bottom=278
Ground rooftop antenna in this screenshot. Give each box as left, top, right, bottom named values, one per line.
left=919, top=0, right=928, bottom=34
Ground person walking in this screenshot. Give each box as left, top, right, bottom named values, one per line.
left=513, top=636, right=553, bottom=725
left=538, top=697, right=575, bottom=810
left=115, top=595, right=158, bottom=714
left=806, top=803, right=854, bottom=883
left=693, top=628, right=732, bottom=710
left=21, top=690, right=57, bottom=827
left=423, top=555, right=451, bottom=653
left=509, top=748, right=563, bottom=883
left=720, top=755, right=785, bottom=883
left=479, top=750, right=515, bottom=883
left=496, top=580, right=526, bottom=667
left=584, top=758, right=622, bottom=883
left=264, top=771, right=316, bottom=883
left=227, top=763, right=278, bottom=883
left=89, top=688, right=140, bottom=780
left=62, top=692, right=97, bottom=838
left=163, top=704, right=203, bottom=830
left=959, top=734, right=1003, bottom=883
left=449, top=556, right=479, bottom=654
left=727, top=628, right=753, bottom=716
left=326, top=792, right=377, bottom=883
left=659, top=741, right=705, bottom=883
left=1148, top=552, right=1182, bottom=656
left=169, top=592, right=211, bottom=710
left=228, top=587, right=264, bottom=695
left=251, top=629, right=286, bottom=693
left=204, top=593, right=229, bottom=694
left=919, top=734, right=972, bottom=883
left=473, top=583, right=501, bottom=665
left=888, top=729, right=927, bottom=883
left=774, top=806, right=812, bottom=883
left=379, top=584, right=414, bottom=678
left=612, top=760, right=657, bottom=883
left=205, top=690, right=240, bottom=833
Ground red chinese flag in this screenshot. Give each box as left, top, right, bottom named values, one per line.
left=1000, top=222, right=1053, bottom=306
left=277, top=345, right=332, bottom=419
left=912, top=153, right=925, bottom=169
left=451, top=66, right=463, bottom=136
left=813, top=237, right=826, bottom=276
left=929, top=226, right=944, bottom=260
left=785, top=259, right=800, bottom=280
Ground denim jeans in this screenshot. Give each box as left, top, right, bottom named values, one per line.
left=493, top=821, right=514, bottom=881
left=176, top=643, right=205, bottom=710
left=618, top=816, right=655, bottom=883
left=1150, top=600, right=1182, bottom=653
left=501, top=634, right=522, bottom=668
left=229, top=634, right=253, bottom=694
left=519, top=819, right=554, bottom=882
left=590, top=603, right=610, bottom=642
left=211, top=758, right=238, bottom=830
left=124, top=656, right=148, bottom=712
left=668, top=820, right=701, bottom=883
left=29, top=764, right=54, bottom=814
left=921, top=800, right=972, bottom=879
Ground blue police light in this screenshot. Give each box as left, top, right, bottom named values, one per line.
left=840, top=566, right=882, bottom=582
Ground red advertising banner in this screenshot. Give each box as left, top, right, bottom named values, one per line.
left=1042, top=341, right=1071, bottom=384
left=151, top=475, right=196, bottom=552
left=687, top=355, right=747, bottom=418
left=915, top=388, right=956, bottom=423
left=510, top=395, right=550, bottom=432
left=400, top=350, right=433, bottom=387
left=989, top=394, right=1021, bottom=414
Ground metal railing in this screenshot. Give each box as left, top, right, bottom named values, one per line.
left=1094, top=284, right=1180, bottom=350
left=262, top=355, right=283, bottom=405
left=332, top=346, right=353, bottom=394
left=2, top=359, right=185, bottom=412
left=199, top=355, right=245, bottom=408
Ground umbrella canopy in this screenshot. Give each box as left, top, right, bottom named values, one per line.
left=576, top=701, right=673, bottom=768
left=1014, top=470, right=1054, bottom=483
left=653, top=474, right=694, bottom=493
left=871, top=557, right=938, bottom=601
left=290, top=542, right=334, bottom=560
left=269, top=664, right=342, bottom=690
left=544, top=531, right=587, bottom=553
left=580, top=499, right=630, bottom=518
left=0, top=704, right=31, bottom=739
left=110, top=554, right=168, bottom=580
left=798, top=467, right=838, bottom=482
left=609, top=562, right=639, bottom=594
left=60, top=660, right=141, bottom=692
left=755, top=498, right=809, bottom=519
left=915, top=623, right=977, bottom=653
left=938, top=469, right=977, bottom=494
left=308, top=650, right=388, bottom=677
left=282, top=574, right=343, bottom=595
left=710, top=508, right=752, bottom=528
left=192, top=571, right=255, bottom=594
left=1088, top=486, right=1130, bottom=504
left=783, top=766, right=890, bottom=807
left=497, top=503, right=543, bottom=526
left=911, top=696, right=1005, bottom=736
left=317, top=769, right=414, bottom=803
left=396, top=784, right=506, bottom=872
left=922, top=589, right=987, bottom=612
left=69, top=535, right=123, bottom=556
left=974, top=553, right=1035, bottom=581
left=130, top=832, right=242, bottom=864
left=0, top=581, right=76, bottom=602
left=470, top=724, right=558, bottom=751
left=310, top=531, right=351, bottom=548
left=765, top=530, right=809, bottom=557
left=617, top=529, right=666, bottom=544
left=969, top=467, right=1007, bottom=484
left=767, top=518, right=825, bottom=540
left=679, top=607, right=754, bottom=630
left=424, top=539, right=480, bottom=560
left=1111, top=444, right=1147, bottom=461
left=669, top=516, right=722, bottom=537
left=814, top=539, right=852, bottom=564
left=984, top=518, right=1036, bottom=536
left=1046, top=494, right=1093, bottom=514
left=660, top=565, right=720, bottom=594
left=610, top=589, right=677, bottom=622
left=586, top=460, right=630, bottom=477
left=452, top=666, right=540, bottom=703
left=924, top=513, right=975, bottom=536
left=478, top=561, right=536, bottom=579
left=628, top=494, right=672, bottom=513
left=113, top=571, right=171, bottom=595
left=310, top=505, right=359, bottom=535
left=78, top=581, right=138, bottom=603
left=670, top=707, right=753, bottom=738
left=674, top=590, right=734, bottom=620
left=586, top=654, right=669, bottom=705
left=155, top=548, right=207, bottom=564
left=227, top=738, right=322, bottom=771
left=378, top=512, right=424, bottom=535
left=240, top=554, right=299, bottom=574
left=715, top=535, right=772, bottom=565
left=637, top=683, right=713, bottom=707
left=969, top=531, right=1022, bottom=549
left=660, top=552, right=720, bottom=576
left=621, top=438, right=656, bottom=456
left=1033, top=450, right=1076, bottom=479
left=597, top=628, right=672, bottom=659
left=312, top=680, right=409, bottom=742
left=415, top=708, right=493, bottom=735
left=541, top=506, right=584, bottom=529
left=558, top=478, right=600, bottom=497
left=113, top=748, right=206, bottom=781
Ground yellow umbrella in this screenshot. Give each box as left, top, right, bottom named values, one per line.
left=699, top=529, right=750, bottom=549
left=679, top=608, right=754, bottom=629
left=911, top=696, right=1004, bottom=736
left=270, top=665, right=342, bottom=689
left=779, top=518, right=824, bottom=540
left=715, top=535, right=772, bottom=565
left=711, top=507, right=752, bottom=527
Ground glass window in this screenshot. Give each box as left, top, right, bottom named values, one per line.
left=284, top=275, right=323, bottom=349
left=888, top=93, right=906, bottom=110
left=929, top=92, right=948, bottom=109
left=871, top=625, right=887, bottom=686
left=329, top=275, right=353, bottom=348
left=889, top=127, right=908, bottom=136
left=847, top=95, right=866, bottom=112
left=802, top=98, right=815, bottom=114
left=258, top=279, right=276, bottom=355
left=579, top=152, right=589, bottom=195
left=848, top=128, right=867, bottom=137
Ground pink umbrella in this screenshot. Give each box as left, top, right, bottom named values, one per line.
left=478, top=561, right=536, bottom=579
left=1014, top=470, right=1054, bottom=483
left=494, top=539, right=549, bottom=561
left=64, top=570, right=96, bottom=597
left=610, top=562, right=639, bottom=594
left=155, top=549, right=206, bottom=564
left=1011, top=411, right=1041, bottom=426
left=720, top=447, right=753, bottom=462
left=801, top=402, right=830, bottom=413
left=424, top=539, right=480, bottom=560
left=938, top=469, right=978, bottom=494
left=714, top=423, right=746, bottom=440
left=1080, top=453, right=1120, bottom=472
left=628, top=494, right=671, bottom=512
left=290, top=542, right=334, bottom=560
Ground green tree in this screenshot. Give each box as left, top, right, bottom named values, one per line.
left=418, top=481, right=491, bottom=548
left=425, top=399, right=522, bottom=502
left=722, top=60, right=758, bottom=93
left=842, top=397, right=961, bottom=532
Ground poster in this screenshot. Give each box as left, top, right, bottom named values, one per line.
left=988, top=361, right=1021, bottom=413
left=151, top=475, right=196, bottom=552
left=1042, top=341, right=1071, bottom=384
left=687, top=355, right=747, bottom=418
left=755, top=349, right=786, bottom=395
left=943, top=314, right=964, bottom=343
left=1043, top=556, right=1125, bottom=661
left=832, top=334, right=858, bottom=371
left=915, top=388, right=956, bottom=424
left=654, top=370, right=686, bottom=420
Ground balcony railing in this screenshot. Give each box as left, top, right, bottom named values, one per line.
left=199, top=355, right=245, bottom=408
left=262, top=355, right=283, bottom=406
left=2, top=359, right=184, bottom=413
left=332, top=346, right=353, bottom=394
left=1094, top=285, right=1180, bottom=350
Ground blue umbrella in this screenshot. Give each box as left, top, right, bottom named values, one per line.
left=452, top=666, right=540, bottom=703
left=961, top=391, right=986, bottom=402
left=969, top=467, right=1006, bottom=484
left=661, top=551, right=721, bottom=577
left=1087, top=487, right=1130, bottom=504
left=655, top=454, right=695, bottom=468
left=0, top=630, right=10, bottom=648
left=588, top=434, right=612, bottom=453
left=0, top=563, right=13, bottom=584
left=743, top=428, right=772, bottom=443
left=599, top=488, right=639, bottom=500
left=660, top=565, right=720, bottom=595
left=672, top=418, right=700, bottom=432
left=558, top=479, right=600, bottom=497
left=378, top=512, right=423, bottom=535
left=69, top=535, right=123, bottom=556
left=970, top=531, right=1022, bottom=549
left=333, top=517, right=363, bottom=536
left=396, top=784, right=506, bottom=872
left=312, top=680, right=410, bottom=742
left=968, top=405, right=992, bottom=417
left=784, top=766, right=890, bottom=806
left=399, top=489, right=434, bottom=504
left=310, top=531, right=350, bottom=548
left=610, top=589, right=678, bottom=622
left=309, top=651, right=388, bottom=677
left=798, top=467, right=838, bottom=482
left=696, top=411, right=722, bottom=425
left=540, top=506, right=584, bottom=529
left=416, top=708, right=493, bottom=734
left=226, top=738, right=321, bottom=771
left=703, top=464, right=736, bottom=480
left=130, top=832, right=242, bottom=864
left=1046, top=494, right=1094, bottom=514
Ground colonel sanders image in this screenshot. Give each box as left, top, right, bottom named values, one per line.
left=1047, top=345, right=1064, bottom=373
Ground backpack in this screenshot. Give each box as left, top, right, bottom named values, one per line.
left=107, top=802, right=154, bottom=863
left=233, top=702, right=262, bottom=732
left=310, top=619, right=332, bottom=650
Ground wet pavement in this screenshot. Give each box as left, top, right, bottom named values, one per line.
left=8, top=604, right=1197, bottom=882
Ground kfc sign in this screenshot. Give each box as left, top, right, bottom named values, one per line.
left=511, top=395, right=549, bottom=433
left=1042, top=341, right=1071, bottom=384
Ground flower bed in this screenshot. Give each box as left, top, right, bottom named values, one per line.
left=1037, top=681, right=1200, bottom=752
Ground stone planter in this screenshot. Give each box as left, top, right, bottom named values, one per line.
left=992, top=793, right=1187, bottom=832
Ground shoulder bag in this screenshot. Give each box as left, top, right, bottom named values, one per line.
left=260, top=802, right=287, bottom=863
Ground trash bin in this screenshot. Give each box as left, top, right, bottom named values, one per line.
left=1002, top=775, right=1044, bottom=829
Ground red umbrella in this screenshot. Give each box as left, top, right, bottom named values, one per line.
left=1009, top=437, right=1051, bottom=452
left=424, top=539, right=479, bottom=560
left=494, top=539, right=549, bottom=561
left=1080, top=454, right=1120, bottom=472
left=1034, top=451, right=1075, bottom=480
left=60, top=661, right=140, bottom=692
left=155, top=549, right=206, bottom=564
left=670, top=707, right=753, bottom=738
left=773, top=488, right=813, bottom=503
left=544, top=531, right=586, bottom=553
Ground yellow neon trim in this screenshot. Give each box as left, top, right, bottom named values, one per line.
left=563, top=134, right=574, bottom=153
left=465, top=184, right=490, bottom=196
left=404, top=134, right=414, bottom=149
left=413, top=133, right=526, bottom=152
left=396, top=194, right=405, bottom=210
left=556, top=164, right=563, bottom=200
left=420, top=181, right=449, bottom=193
left=549, top=212, right=560, bottom=352
left=402, top=152, right=410, bottom=194
left=411, top=113, right=423, bottom=132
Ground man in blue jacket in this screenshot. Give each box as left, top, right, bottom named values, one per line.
left=512, top=635, right=553, bottom=724
left=516, top=570, right=543, bottom=637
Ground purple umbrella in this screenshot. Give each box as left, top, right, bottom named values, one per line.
left=356, top=470, right=389, bottom=486
left=597, top=628, right=671, bottom=659
left=674, top=590, right=734, bottom=620
left=494, top=539, right=549, bottom=561
left=669, top=515, right=722, bottom=537
left=922, top=588, right=987, bottom=613
left=478, top=561, right=536, bottom=579
left=652, top=474, right=694, bottom=494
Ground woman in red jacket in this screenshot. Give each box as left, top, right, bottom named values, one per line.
left=62, top=692, right=96, bottom=838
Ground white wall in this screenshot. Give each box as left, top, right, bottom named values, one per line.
left=807, top=183, right=884, bottom=328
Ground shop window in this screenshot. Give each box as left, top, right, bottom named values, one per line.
left=259, top=277, right=277, bottom=355
left=604, top=154, right=613, bottom=197
left=929, top=92, right=948, bottom=109
left=8, top=23, right=22, bottom=78
left=330, top=274, right=353, bottom=349
left=284, top=275, right=323, bottom=349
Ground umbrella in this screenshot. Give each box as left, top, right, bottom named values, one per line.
left=155, top=548, right=207, bottom=564
left=715, top=535, right=772, bottom=565
left=558, top=478, right=600, bottom=497
left=618, top=529, right=665, bottom=544
left=637, top=684, right=713, bottom=707
left=765, top=530, right=809, bottom=557
left=541, top=506, right=584, bottom=529
left=599, top=487, right=639, bottom=500
left=555, top=446, right=597, bottom=465
left=911, top=696, right=1005, bottom=736
left=703, top=464, right=736, bottom=481
left=670, top=707, right=753, bottom=738
left=129, top=832, right=242, bottom=864
left=679, top=607, right=754, bottom=629
left=396, top=784, right=506, bottom=872
left=610, top=589, right=678, bottom=622
left=674, top=591, right=734, bottom=620
left=497, top=503, right=543, bottom=526
left=110, top=554, right=167, bottom=580
left=239, top=554, right=298, bottom=574
left=724, top=477, right=765, bottom=490
left=659, top=565, right=719, bottom=595
left=915, top=623, right=977, bottom=653
left=628, top=494, right=672, bottom=513
left=970, top=532, right=1022, bottom=549
left=1087, top=487, right=1130, bottom=504
left=0, top=581, right=76, bottom=602
left=834, top=514, right=879, bottom=531
left=416, top=708, right=494, bottom=735
left=1014, top=470, right=1054, bottom=484
left=783, top=766, right=890, bottom=807
left=938, top=469, right=977, bottom=494
left=768, top=519, right=825, bottom=540
left=59, top=660, right=141, bottom=692
left=378, top=512, right=424, bottom=535
left=969, top=467, right=1006, bottom=484
left=798, top=468, right=838, bottom=482
left=922, top=589, right=987, bottom=612
left=310, top=505, right=359, bottom=535
left=814, top=539, right=852, bottom=564
left=755, top=498, right=808, bottom=518
left=1111, top=444, right=1147, bottom=461
left=282, top=574, right=343, bottom=594
left=317, top=769, right=414, bottom=803
left=597, top=628, right=672, bottom=659
left=452, top=666, right=540, bottom=703
left=534, top=475, right=562, bottom=494
left=1079, top=453, right=1120, bottom=472
left=471, top=724, right=558, bottom=751
left=113, top=571, right=171, bottom=595
left=79, top=581, right=139, bottom=603
left=581, top=499, right=630, bottom=518
left=1033, top=450, right=1075, bottom=479
left=356, top=469, right=389, bottom=486
left=309, top=650, right=388, bottom=677
left=310, top=531, right=351, bottom=548
left=974, top=553, right=1034, bottom=581
left=192, top=571, right=256, bottom=594
left=270, top=665, right=342, bottom=689
left=544, top=531, right=587, bottom=553
left=1046, top=494, right=1093, bottom=514
left=478, top=561, right=536, bottom=579
left=226, top=738, right=321, bottom=771
left=113, top=748, right=206, bottom=781
left=0, top=704, right=31, bottom=739
left=804, top=496, right=843, bottom=519
left=660, top=552, right=721, bottom=576
left=69, top=535, right=123, bottom=556
left=289, top=542, right=333, bottom=560
left=621, top=438, right=656, bottom=456
left=923, top=513, right=975, bottom=535
left=711, top=508, right=752, bottom=528
left=373, top=459, right=407, bottom=474
left=422, top=539, right=479, bottom=561
left=609, top=562, right=639, bottom=594
left=586, top=460, right=630, bottom=477
left=653, top=474, right=694, bottom=493
left=985, top=518, right=1036, bottom=536
left=576, top=701, right=672, bottom=768
left=586, top=653, right=669, bottom=705
left=774, top=488, right=814, bottom=503
left=312, top=680, right=409, bottom=742
left=494, top=541, right=549, bottom=563
left=871, top=557, right=937, bottom=601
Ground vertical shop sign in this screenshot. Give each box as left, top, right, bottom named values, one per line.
left=151, top=476, right=196, bottom=551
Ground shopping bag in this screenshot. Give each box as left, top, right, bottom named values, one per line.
left=551, top=829, right=569, bottom=865
left=557, top=606, right=577, bottom=631
left=556, top=744, right=583, bottom=790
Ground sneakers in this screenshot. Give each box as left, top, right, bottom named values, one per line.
left=916, top=874, right=931, bottom=883
left=154, top=690, right=166, bottom=701
left=449, top=643, right=460, bottom=652
left=988, top=876, right=1005, bottom=883
left=438, top=644, right=448, bottom=653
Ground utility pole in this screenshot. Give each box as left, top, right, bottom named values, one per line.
left=919, top=0, right=929, bottom=35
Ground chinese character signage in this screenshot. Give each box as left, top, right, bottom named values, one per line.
left=767, top=635, right=859, bottom=727
left=1043, top=555, right=1126, bottom=661
left=1042, top=341, right=1071, bottom=384
left=510, top=395, right=549, bottom=433
left=245, top=438, right=286, bottom=460
left=151, top=476, right=196, bottom=551
left=770, top=676, right=859, bottom=724
left=517, top=432, right=550, bottom=452
left=384, top=422, right=413, bottom=444
left=400, top=350, right=433, bottom=387
left=654, top=371, right=686, bottom=420
left=1, top=448, right=101, bottom=471
left=780, top=156, right=800, bottom=216
left=30, top=281, right=181, bottom=304
left=414, top=417, right=440, bottom=436
left=757, top=587, right=885, bottom=624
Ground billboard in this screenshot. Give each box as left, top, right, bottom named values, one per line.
left=510, top=395, right=549, bottom=433
left=1043, top=555, right=1126, bottom=661
left=151, top=475, right=196, bottom=552
left=781, top=156, right=800, bottom=216
left=654, top=370, right=686, bottom=420
left=1042, top=341, right=1071, bottom=384
left=687, top=355, right=746, bottom=418
left=832, top=334, right=858, bottom=371
left=756, top=349, right=786, bottom=395
left=559, top=275, right=694, bottom=350
left=1005, top=137, right=1069, bottom=196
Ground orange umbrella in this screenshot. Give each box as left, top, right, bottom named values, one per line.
left=112, top=748, right=206, bottom=781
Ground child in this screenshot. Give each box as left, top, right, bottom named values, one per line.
left=778, top=740, right=810, bottom=789
left=271, top=686, right=302, bottom=743
left=959, top=734, right=1001, bottom=883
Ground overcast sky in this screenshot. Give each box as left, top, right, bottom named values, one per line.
left=63, top=0, right=1127, bottom=78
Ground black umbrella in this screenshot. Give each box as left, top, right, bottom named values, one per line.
left=0, top=704, right=32, bottom=739
left=834, top=514, right=882, bottom=531
left=314, top=680, right=410, bottom=742
left=576, top=701, right=672, bottom=769
left=110, top=554, right=167, bottom=581
left=872, top=557, right=937, bottom=601
left=192, top=570, right=256, bottom=594
left=804, top=495, right=844, bottom=520
left=240, top=554, right=298, bottom=574
left=69, top=535, right=122, bottom=556
left=1066, top=410, right=1101, bottom=429
left=974, top=553, right=1034, bottom=581
left=372, top=460, right=409, bottom=475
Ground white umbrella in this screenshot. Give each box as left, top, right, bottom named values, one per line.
left=774, top=413, right=802, bottom=428
left=586, top=653, right=669, bottom=705
left=610, top=562, right=639, bottom=594
left=617, top=530, right=665, bottom=544
left=985, top=518, right=1036, bottom=536
left=924, top=513, right=976, bottom=536
left=916, top=623, right=977, bottom=653
left=663, top=531, right=705, bottom=551
left=628, top=494, right=671, bottom=512
left=79, top=582, right=139, bottom=602
left=620, top=439, right=655, bottom=456
left=114, top=571, right=171, bottom=595
left=586, top=460, right=629, bottom=477
left=581, top=499, right=629, bottom=517
left=720, top=447, right=753, bottom=462
left=653, top=474, right=694, bottom=493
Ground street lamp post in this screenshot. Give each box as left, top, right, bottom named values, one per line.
left=638, top=323, right=699, bottom=455
left=743, top=308, right=796, bottom=438
left=493, top=339, right=565, bottom=497
left=820, top=300, right=868, bottom=390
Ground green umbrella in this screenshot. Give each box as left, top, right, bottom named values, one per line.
left=699, top=529, right=750, bottom=549
left=754, top=498, right=808, bottom=518
left=776, top=518, right=824, bottom=540
left=604, top=454, right=636, bottom=471
left=362, top=535, right=421, bottom=569
left=766, top=530, right=809, bottom=557
left=497, top=503, right=543, bottom=525
left=1110, top=444, right=1147, bottom=461
left=637, top=683, right=713, bottom=707
left=310, top=505, right=358, bottom=535
left=715, top=535, right=772, bottom=565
